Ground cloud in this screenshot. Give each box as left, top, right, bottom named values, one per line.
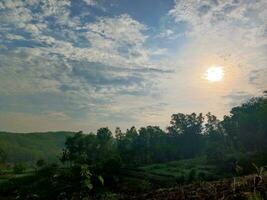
left=223, top=91, right=253, bottom=107
left=169, top=0, right=267, bottom=47
left=0, top=0, right=173, bottom=131
left=249, top=68, right=267, bottom=89
left=1, top=0, right=265, bottom=132
left=83, top=0, right=97, bottom=6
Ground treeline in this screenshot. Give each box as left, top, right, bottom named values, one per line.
left=62, top=94, right=267, bottom=168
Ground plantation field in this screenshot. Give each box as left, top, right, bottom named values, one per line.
left=140, top=157, right=219, bottom=181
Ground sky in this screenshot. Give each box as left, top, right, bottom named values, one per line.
left=0, top=0, right=266, bottom=132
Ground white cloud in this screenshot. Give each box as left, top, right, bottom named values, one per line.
left=83, top=0, right=97, bottom=6
left=0, top=0, right=173, bottom=132
left=4, top=0, right=265, bottom=131
left=169, top=0, right=267, bottom=47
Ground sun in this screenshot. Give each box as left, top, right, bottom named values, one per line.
left=204, top=66, right=224, bottom=82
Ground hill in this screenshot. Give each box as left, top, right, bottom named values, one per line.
left=0, top=131, right=75, bottom=163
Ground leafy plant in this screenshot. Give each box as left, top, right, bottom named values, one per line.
left=36, top=159, right=46, bottom=168
left=13, top=163, right=26, bottom=174
left=80, top=164, right=93, bottom=191
left=252, top=163, right=265, bottom=188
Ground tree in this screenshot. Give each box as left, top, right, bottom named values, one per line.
left=167, top=113, right=204, bottom=135
left=222, top=95, right=267, bottom=152
left=205, top=113, right=226, bottom=164
left=61, top=131, right=88, bottom=165
left=167, top=113, right=204, bottom=158
left=115, top=127, right=123, bottom=140
left=137, top=126, right=167, bottom=164
left=97, top=127, right=112, bottom=144
left=116, top=127, right=139, bottom=165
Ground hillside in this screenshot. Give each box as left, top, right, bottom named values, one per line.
left=0, top=131, right=75, bottom=163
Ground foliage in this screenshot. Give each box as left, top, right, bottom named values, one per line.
left=13, top=163, right=26, bottom=174
left=36, top=159, right=46, bottom=168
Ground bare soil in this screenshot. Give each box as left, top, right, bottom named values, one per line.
left=125, top=174, right=267, bottom=200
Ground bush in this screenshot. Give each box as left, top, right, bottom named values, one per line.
left=198, top=171, right=206, bottom=181
left=13, top=163, right=26, bottom=174
left=187, top=169, right=196, bottom=182
left=36, top=159, right=46, bottom=168
left=175, top=174, right=185, bottom=184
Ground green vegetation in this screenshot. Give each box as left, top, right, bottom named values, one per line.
left=0, top=131, right=74, bottom=163
left=0, top=93, right=267, bottom=199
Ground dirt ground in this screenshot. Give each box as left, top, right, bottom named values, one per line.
left=126, top=175, right=267, bottom=200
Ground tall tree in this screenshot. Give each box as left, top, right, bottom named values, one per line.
left=97, top=127, right=112, bottom=144
left=167, top=113, right=204, bottom=158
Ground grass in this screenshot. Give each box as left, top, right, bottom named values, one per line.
left=139, top=157, right=219, bottom=182
left=114, top=156, right=226, bottom=194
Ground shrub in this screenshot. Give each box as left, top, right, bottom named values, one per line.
left=175, top=174, right=185, bottom=184
left=198, top=171, right=206, bottom=181
left=13, top=163, right=26, bottom=174
left=187, top=169, right=196, bottom=182
left=36, top=159, right=46, bottom=168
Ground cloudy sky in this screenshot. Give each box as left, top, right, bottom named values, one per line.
left=0, top=0, right=266, bottom=132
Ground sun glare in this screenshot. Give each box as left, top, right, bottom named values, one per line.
left=204, top=66, right=224, bottom=82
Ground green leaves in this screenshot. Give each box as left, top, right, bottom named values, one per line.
left=80, top=164, right=94, bottom=192
left=98, top=175, right=104, bottom=185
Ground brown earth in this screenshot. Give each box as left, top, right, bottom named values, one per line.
left=124, top=175, right=267, bottom=200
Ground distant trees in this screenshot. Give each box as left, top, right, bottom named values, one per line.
left=167, top=113, right=204, bottom=135
left=97, top=127, right=112, bottom=144
left=60, top=93, right=267, bottom=172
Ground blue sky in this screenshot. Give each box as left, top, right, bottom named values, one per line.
left=0, top=0, right=266, bottom=132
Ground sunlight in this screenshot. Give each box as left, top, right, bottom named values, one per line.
left=204, top=66, right=224, bottom=82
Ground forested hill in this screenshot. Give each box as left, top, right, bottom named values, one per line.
left=0, top=131, right=74, bottom=163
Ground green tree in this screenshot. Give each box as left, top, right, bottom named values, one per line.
left=115, top=127, right=123, bottom=140
left=97, top=127, right=112, bottom=144
left=167, top=113, right=204, bottom=135
left=167, top=113, right=204, bottom=158
left=205, top=113, right=226, bottom=164
left=222, top=95, right=267, bottom=152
